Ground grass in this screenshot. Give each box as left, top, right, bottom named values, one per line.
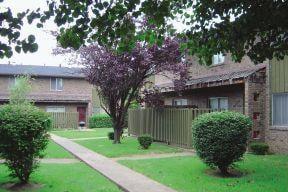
left=44, top=140, right=74, bottom=159
left=51, top=128, right=113, bottom=139
left=119, top=154, right=288, bottom=192
left=75, top=137, right=183, bottom=158
left=0, top=163, right=121, bottom=192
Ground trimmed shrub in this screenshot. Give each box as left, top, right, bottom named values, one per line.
left=138, top=134, right=153, bottom=149
left=108, top=132, right=114, bottom=140
left=192, top=111, right=252, bottom=175
left=89, top=114, right=113, bottom=128
left=0, top=104, right=51, bottom=183
left=250, top=142, right=269, bottom=155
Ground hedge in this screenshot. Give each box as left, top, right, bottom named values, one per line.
left=89, top=114, right=113, bottom=128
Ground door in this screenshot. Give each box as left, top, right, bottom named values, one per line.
left=77, top=107, right=86, bottom=123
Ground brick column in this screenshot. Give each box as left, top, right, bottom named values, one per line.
left=244, top=70, right=267, bottom=141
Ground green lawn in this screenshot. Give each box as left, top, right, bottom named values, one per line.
left=0, top=163, right=120, bottom=192
left=51, top=128, right=113, bottom=139
left=119, top=154, right=288, bottom=192
left=76, top=137, right=183, bottom=158
left=43, top=140, right=74, bottom=159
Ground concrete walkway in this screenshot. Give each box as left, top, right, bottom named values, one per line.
left=51, top=134, right=177, bottom=192
left=70, top=136, right=107, bottom=141
left=112, top=151, right=195, bottom=161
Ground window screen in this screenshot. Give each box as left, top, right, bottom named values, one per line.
left=209, top=97, right=228, bottom=110
left=173, top=99, right=188, bottom=106
left=46, top=106, right=65, bottom=113
left=212, top=53, right=225, bottom=65
left=51, top=78, right=63, bottom=91
left=273, top=93, right=288, bottom=126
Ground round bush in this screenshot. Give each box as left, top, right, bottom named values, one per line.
left=108, top=132, right=114, bottom=140
left=192, top=111, right=252, bottom=175
left=0, top=104, right=51, bottom=183
left=250, top=142, right=269, bottom=155
left=138, top=134, right=153, bottom=149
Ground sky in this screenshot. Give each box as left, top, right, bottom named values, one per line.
left=0, top=0, right=188, bottom=67
left=1, top=0, right=69, bottom=67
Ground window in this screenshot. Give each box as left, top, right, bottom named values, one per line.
left=209, top=97, right=228, bottom=110
left=50, top=78, right=63, bottom=91
left=173, top=99, right=188, bottom=106
left=212, top=53, right=225, bottom=65
left=46, top=106, right=65, bottom=113
left=8, top=77, right=20, bottom=88
left=272, top=93, right=288, bottom=126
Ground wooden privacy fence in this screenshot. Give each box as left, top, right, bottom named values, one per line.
left=128, top=108, right=214, bottom=148
left=49, top=112, right=79, bottom=129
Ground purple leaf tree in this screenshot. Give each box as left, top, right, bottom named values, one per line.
left=56, top=38, right=187, bottom=143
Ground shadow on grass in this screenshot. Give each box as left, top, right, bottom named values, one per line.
left=205, top=168, right=249, bottom=178
left=1, top=182, right=42, bottom=191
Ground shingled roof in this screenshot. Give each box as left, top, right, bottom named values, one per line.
left=157, top=64, right=267, bottom=90
left=0, top=93, right=90, bottom=103
left=0, top=64, right=85, bottom=78
left=186, top=64, right=266, bottom=86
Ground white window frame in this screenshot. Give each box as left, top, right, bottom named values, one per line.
left=209, top=97, right=228, bottom=110
left=50, top=78, right=63, bottom=91
left=46, top=106, right=66, bottom=113
left=173, top=99, right=188, bottom=106
left=212, top=53, right=225, bottom=65
left=272, top=93, right=288, bottom=127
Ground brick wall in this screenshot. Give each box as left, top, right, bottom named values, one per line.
left=163, top=84, right=245, bottom=113
left=244, top=70, right=267, bottom=141
left=154, top=54, right=267, bottom=86
left=0, top=75, right=94, bottom=116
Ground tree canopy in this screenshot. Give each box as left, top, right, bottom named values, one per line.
left=0, top=1, right=40, bottom=59
left=38, top=0, right=288, bottom=64
left=2, top=1, right=287, bottom=63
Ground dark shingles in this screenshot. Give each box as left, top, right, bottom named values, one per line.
left=0, top=64, right=85, bottom=78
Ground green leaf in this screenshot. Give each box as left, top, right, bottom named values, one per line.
left=28, top=35, right=35, bottom=43
left=15, top=46, right=21, bottom=53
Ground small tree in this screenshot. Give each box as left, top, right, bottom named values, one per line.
left=78, top=39, right=187, bottom=143
left=9, top=75, right=32, bottom=105
left=0, top=76, right=51, bottom=184
left=192, top=111, right=252, bottom=175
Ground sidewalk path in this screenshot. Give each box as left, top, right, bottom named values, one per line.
left=69, top=137, right=107, bottom=141
left=112, top=151, right=195, bottom=161
left=51, top=134, right=177, bottom=192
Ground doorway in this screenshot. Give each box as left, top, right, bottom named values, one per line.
left=77, top=107, right=86, bottom=123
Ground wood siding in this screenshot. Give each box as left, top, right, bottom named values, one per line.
left=271, top=57, right=288, bottom=93
left=128, top=108, right=215, bottom=148
left=49, top=112, right=81, bottom=129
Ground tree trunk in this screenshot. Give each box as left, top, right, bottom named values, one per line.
left=113, top=128, right=122, bottom=144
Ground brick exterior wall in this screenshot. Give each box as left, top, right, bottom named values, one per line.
left=0, top=75, right=94, bottom=117
left=155, top=54, right=267, bottom=86
left=244, top=69, right=267, bottom=141
left=163, top=84, right=245, bottom=113
left=155, top=53, right=281, bottom=150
